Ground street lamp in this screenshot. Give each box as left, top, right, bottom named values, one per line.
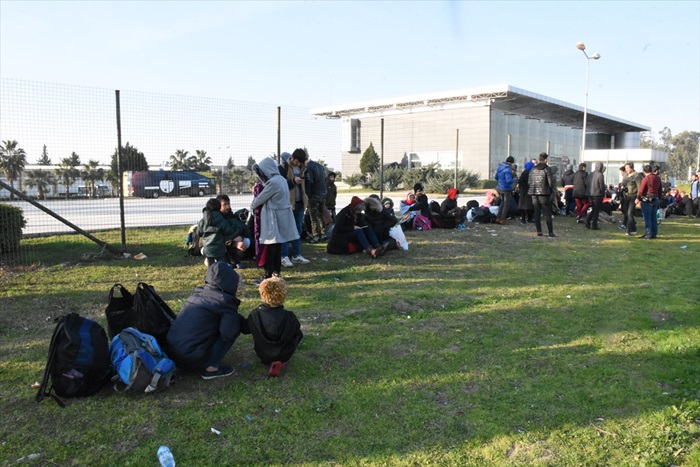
left=576, top=42, right=600, bottom=158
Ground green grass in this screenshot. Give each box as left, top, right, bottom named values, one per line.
left=1, top=216, right=700, bottom=466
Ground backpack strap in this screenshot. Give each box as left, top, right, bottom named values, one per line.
left=35, top=316, right=67, bottom=408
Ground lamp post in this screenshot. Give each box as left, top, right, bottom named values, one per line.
left=576, top=42, right=600, bottom=159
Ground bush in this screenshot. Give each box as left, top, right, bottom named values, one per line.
left=0, top=203, right=26, bottom=253
left=426, top=169, right=481, bottom=193
left=344, top=173, right=364, bottom=188
left=480, top=179, right=497, bottom=189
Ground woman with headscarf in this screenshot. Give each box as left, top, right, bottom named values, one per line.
left=517, top=161, right=535, bottom=224
left=439, top=188, right=468, bottom=230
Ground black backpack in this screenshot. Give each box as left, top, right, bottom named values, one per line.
left=36, top=313, right=113, bottom=407
left=105, top=282, right=176, bottom=350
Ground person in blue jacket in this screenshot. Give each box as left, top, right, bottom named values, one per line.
left=167, top=262, right=243, bottom=380
left=495, top=156, right=516, bottom=224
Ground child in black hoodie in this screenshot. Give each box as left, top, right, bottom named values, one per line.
left=242, top=277, right=303, bottom=377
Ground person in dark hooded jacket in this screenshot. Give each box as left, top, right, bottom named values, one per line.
left=241, top=276, right=303, bottom=377
left=167, top=262, right=243, bottom=379
left=585, top=162, right=607, bottom=230
left=528, top=152, right=555, bottom=237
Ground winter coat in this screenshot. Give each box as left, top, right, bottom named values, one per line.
left=251, top=157, right=300, bottom=245
left=241, top=304, right=303, bottom=364
left=495, top=162, right=516, bottom=191
left=364, top=196, right=397, bottom=242
left=327, top=203, right=368, bottom=254
left=279, top=154, right=307, bottom=210
left=304, top=160, right=328, bottom=199
left=517, top=168, right=533, bottom=211
left=589, top=164, right=607, bottom=197
left=167, top=263, right=242, bottom=371
left=561, top=169, right=575, bottom=187
left=572, top=169, right=589, bottom=199
left=528, top=163, right=554, bottom=196
left=325, top=175, right=338, bottom=209
left=623, top=171, right=643, bottom=198
left=198, top=210, right=239, bottom=259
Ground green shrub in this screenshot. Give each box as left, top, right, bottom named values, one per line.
left=0, top=203, right=26, bottom=253
left=480, top=179, right=497, bottom=189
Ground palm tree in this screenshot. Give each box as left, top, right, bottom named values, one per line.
left=191, top=149, right=212, bottom=171
left=54, top=157, right=80, bottom=199
left=81, top=160, right=105, bottom=198
left=169, top=149, right=190, bottom=170
left=0, top=140, right=28, bottom=200
left=25, top=169, right=55, bottom=200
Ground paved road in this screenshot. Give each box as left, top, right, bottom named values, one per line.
left=9, top=192, right=486, bottom=236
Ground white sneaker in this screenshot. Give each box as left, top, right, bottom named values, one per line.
left=291, top=255, right=310, bottom=264
left=281, top=256, right=294, bottom=268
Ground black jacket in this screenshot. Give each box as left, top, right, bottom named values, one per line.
left=241, top=304, right=303, bottom=364
left=166, top=263, right=242, bottom=371
left=304, top=160, right=327, bottom=199
left=572, top=169, right=588, bottom=199
left=561, top=169, right=575, bottom=187
left=528, top=163, right=554, bottom=196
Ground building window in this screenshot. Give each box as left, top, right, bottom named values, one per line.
left=350, top=119, right=361, bottom=153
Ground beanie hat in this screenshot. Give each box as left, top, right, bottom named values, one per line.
left=524, top=161, right=534, bottom=171
left=349, top=196, right=364, bottom=209
left=506, top=156, right=515, bottom=163
left=447, top=188, right=459, bottom=200
left=259, top=276, right=287, bottom=307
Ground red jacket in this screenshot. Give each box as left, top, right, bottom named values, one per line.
left=638, top=173, right=661, bottom=199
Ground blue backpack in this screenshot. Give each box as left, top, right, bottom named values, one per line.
left=110, top=328, right=176, bottom=394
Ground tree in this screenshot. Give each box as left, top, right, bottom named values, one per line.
left=246, top=156, right=256, bottom=171
left=359, top=142, right=379, bottom=176
left=81, top=160, right=105, bottom=198
left=110, top=142, right=148, bottom=173
left=54, top=156, right=80, bottom=198
left=344, top=173, right=364, bottom=188
left=37, top=144, right=51, bottom=165
left=669, top=131, right=700, bottom=178
left=191, top=149, right=212, bottom=172
left=170, top=149, right=190, bottom=170
left=0, top=140, right=28, bottom=200
left=25, top=169, right=54, bottom=200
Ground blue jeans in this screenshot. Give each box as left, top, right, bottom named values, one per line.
left=641, top=198, right=659, bottom=238
left=206, top=338, right=234, bottom=369
left=348, top=226, right=379, bottom=250
left=281, top=201, right=304, bottom=258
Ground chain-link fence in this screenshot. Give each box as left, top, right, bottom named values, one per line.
left=0, top=78, right=341, bottom=266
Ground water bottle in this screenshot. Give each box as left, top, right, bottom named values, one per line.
left=157, top=446, right=175, bottom=467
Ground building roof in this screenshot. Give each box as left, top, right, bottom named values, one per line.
left=310, top=84, right=650, bottom=134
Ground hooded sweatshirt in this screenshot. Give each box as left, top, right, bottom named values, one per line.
left=166, top=262, right=242, bottom=371
left=241, top=303, right=303, bottom=364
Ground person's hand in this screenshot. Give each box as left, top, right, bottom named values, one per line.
left=294, top=177, right=303, bottom=184
left=233, top=236, right=242, bottom=243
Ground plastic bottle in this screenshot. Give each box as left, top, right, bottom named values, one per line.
left=157, top=446, right=175, bottom=467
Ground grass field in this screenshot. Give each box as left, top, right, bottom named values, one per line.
left=1, top=213, right=699, bottom=466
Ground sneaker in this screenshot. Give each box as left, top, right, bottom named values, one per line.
left=281, top=256, right=294, bottom=268
left=291, top=255, right=310, bottom=264
left=267, top=361, right=283, bottom=377
left=548, top=233, right=556, bottom=237
left=253, top=277, right=265, bottom=286
left=618, top=225, right=627, bottom=230
left=454, top=223, right=467, bottom=231
left=235, top=263, right=245, bottom=269
left=626, top=231, right=637, bottom=236
left=520, top=219, right=527, bottom=225
left=202, top=365, right=235, bottom=380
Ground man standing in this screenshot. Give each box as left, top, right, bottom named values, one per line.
left=326, top=171, right=338, bottom=222
left=561, top=164, right=575, bottom=216
left=691, top=171, right=700, bottom=217
left=528, top=152, right=555, bottom=237
left=585, top=162, right=606, bottom=231
left=495, top=156, right=515, bottom=225
left=291, top=148, right=327, bottom=243
left=279, top=151, right=310, bottom=268
left=638, top=164, right=662, bottom=239
left=572, top=163, right=589, bottom=223
left=622, top=162, right=643, bottom=236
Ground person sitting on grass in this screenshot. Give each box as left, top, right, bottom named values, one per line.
left=364, top=195, right=399, bottom=247
left=167, top=262, right=243, bottom=380
left=327, top=196, right=388, bottom=258
left=241, top=276, right=303, bottom=377
left=439, top=188, right=468, bottom=230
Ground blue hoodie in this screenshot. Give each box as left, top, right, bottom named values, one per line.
left=495, top=161, right=515, bottom=191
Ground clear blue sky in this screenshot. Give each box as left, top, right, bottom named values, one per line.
left=2, top=0, right=699, bottom=137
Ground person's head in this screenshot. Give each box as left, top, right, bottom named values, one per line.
left=259, top=276, right=287, bottom=307
left=619, top=166, right=625, bottom=173
left=216, top=194, right=231, bottom=213
left=506, top=156, right=514, bottom=164
left=328, top=171, right=336, bottom=181
left=596, top=162, right=606, bottom=173
left=290, top=148, right=308, bottom=168
left=406, top=192, right=416, bottom=202
left=413, top=182, right=424, bottom=195
left=625, top=162, right=635, bottom=173
left=525, top=161, right=535, bottom=171
left=381, top=197, right=394, bottom=210
left=692, top=174, right=699, bottom=181
left=579, top=163, right=587, bottom=171
left=205, top=262, right=240, bottom=296
left=643, top=164, right=653, bottom=174
left=447, top=188, right=459, bottom=200
left=205, top=198, right=221, bottom=213
left=538, top=152, right=548, bottom=163
left=566, top=164, right=573, bottom=171
left=653, top=165, right=661, bottom=174
left=349, top=195, right=365, bottom=214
